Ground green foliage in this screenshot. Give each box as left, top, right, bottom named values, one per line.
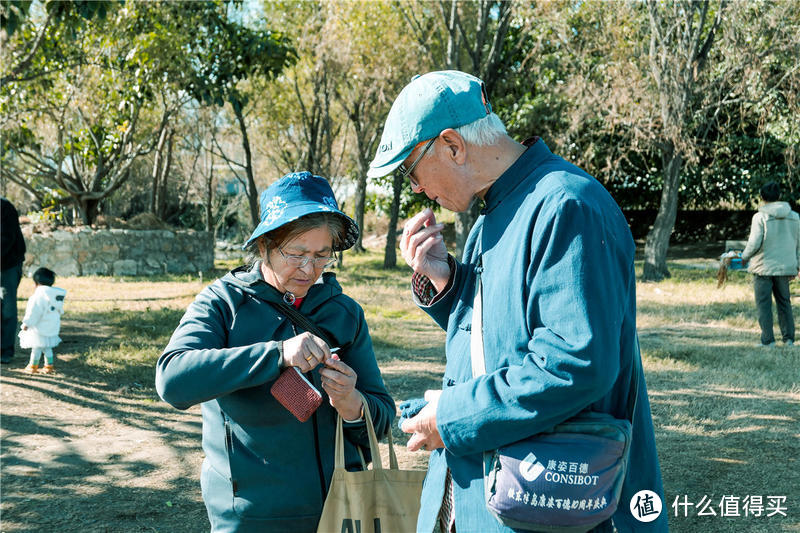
left=684, top=133, right=794, bottom=208
left=0, top=1, right=33, bottom=38
left=1, top=0, right=113, bottom=38
left=171, top=2, right=295, bottom=109
left=1, top=0, right=797, bottom=233
left=26, top=205, right=61, bottom=224
left=1, top=0, right=294, bottom=225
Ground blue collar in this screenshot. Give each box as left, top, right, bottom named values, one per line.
left=483, top=138, right=554, bottom=215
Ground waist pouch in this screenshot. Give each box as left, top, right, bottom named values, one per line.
left=484, top=411, right=632, bottom=533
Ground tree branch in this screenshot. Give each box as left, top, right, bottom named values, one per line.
left=0, top=10, right=54, bottom=86
left=695, top=0, right=726, bottom=74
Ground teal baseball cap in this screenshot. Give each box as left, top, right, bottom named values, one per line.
left=367, top=70, right=492, bottom=178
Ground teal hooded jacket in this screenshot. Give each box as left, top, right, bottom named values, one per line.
left=156, top=266, right=394, bottom=533
left=415, top=140, right=668, bottom=533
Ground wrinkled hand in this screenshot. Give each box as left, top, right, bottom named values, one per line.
left=400, top=208, right=450, bottom=292
left=320, top=356, right=362, bottom=420
left=401, top=389, right=444, bottom=451
left=281, top=332, right=332, bottom=372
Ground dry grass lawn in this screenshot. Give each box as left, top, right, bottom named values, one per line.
left=1, top=249, right=798, bottom=532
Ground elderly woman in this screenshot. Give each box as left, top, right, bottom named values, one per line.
left=156, top=171, right=394, bottom=533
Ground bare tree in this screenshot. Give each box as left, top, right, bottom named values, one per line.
left=1, top=94, right=165, bottom=224
left=338, top=84, right=383, bottom=253
left=642, top=0, right=726, bottom=280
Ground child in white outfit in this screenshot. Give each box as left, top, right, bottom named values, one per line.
left=20, top=267, right=66, bottom=374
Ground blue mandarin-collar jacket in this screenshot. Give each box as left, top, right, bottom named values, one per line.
left=416, top=140, right=668, bottom=532
left=156, top=267, right=394, bottom=533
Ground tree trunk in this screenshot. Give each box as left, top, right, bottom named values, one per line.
left=205, top=159, right=215, bottom=235
left=351, top=110, right=369, bottom=253
left=352, top=169, right=367, bottom=253
left=76, top=197, right=100, bottom=226
left=642, top=142, right=683, bottom=281
left=383, top=171, right=403, bottom=269
left=232, top=100, right=260, bottom=226
left=156, top=128, right=175, bottom=220
left=150, top=125, right=170, bottom=214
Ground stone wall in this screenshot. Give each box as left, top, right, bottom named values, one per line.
left=22, top=228, right=214, bottom=277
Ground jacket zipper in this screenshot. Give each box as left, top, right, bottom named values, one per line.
left=223, top=415, right=238, bottom=496
left=286, top=321, right=328, bottom=502
left=310, top=370, right=327, bottom=503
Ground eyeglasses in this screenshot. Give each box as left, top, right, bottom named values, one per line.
left=398, top=137, right=436, bottom=187
left=278, top=248, right=337, bottom=269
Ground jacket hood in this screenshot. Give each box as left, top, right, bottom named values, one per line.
left=220, top=263, right=342, bottom=310
left=38, top=285, right=66, bottom=312
left=759, top=201, right=792, bottom=219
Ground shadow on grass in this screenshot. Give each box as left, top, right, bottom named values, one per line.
left=646, top=379, right=798, bottom=533
left=1, top=305, right=207, bottom=532
left=0, top=441, right=206, bottom=532
left=638, top=299, right=753, bottom=318
left=639, top=321, right=799, bottom=533
left=0, top=298, right=443, bottom=532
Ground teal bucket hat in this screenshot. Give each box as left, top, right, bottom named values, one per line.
left=243, top=171, right=359, bottom=251
left=368, top=70, right=492, bottom=178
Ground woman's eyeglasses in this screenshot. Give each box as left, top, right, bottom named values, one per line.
left=278, top=248, right=337, bottom=269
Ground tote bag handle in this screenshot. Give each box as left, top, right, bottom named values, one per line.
left=335, top=393, right=399, bottom=471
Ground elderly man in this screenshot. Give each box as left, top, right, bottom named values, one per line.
left=368, top=71, right=667, bottom=532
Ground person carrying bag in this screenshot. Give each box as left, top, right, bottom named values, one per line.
left=317, top=393, right=426, bottom=533
left=472, top=255, right=637, bottom=532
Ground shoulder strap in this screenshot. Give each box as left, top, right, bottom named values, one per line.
left=469, top=252, right=640, bottom=425
left=267, top=300, right=336, bottom=348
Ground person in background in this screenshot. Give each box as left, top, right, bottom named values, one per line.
left=20, top=267, right=66, bottom=374
left=1, top=197, right=26, bottom=365
left=156, top=171, right=394, bottom=533
left=368, top=70, right=667, bottom=532
left=741, top=181, right=800, bottom=347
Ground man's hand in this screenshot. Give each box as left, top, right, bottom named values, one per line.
left=400, top=208, right=450, bottom=292
left=401, top=389, right=444, bottom=451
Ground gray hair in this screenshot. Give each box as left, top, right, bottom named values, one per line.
left=425, top=112, right=507, bottom=158
left=455, top=112, right=508, bottom=145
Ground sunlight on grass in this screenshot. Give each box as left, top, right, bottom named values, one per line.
left=15, top=245, right=798, bottom=532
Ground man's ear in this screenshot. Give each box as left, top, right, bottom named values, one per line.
left=439, top=128, right=467, bottom=165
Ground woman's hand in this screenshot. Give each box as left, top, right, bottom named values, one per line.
left=320, top=356, right=361, bottom=420
left=281, top=332, right=331, bottom=372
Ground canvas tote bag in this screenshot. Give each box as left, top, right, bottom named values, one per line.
left=316, top=393, right=426, bottom=533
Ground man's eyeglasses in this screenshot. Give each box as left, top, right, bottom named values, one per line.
left=398, top=137, right=436, bottom=187
left=278, top=248, right=337, bottom=269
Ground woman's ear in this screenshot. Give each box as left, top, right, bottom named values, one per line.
left=439, top=128, right=467, bottom=165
